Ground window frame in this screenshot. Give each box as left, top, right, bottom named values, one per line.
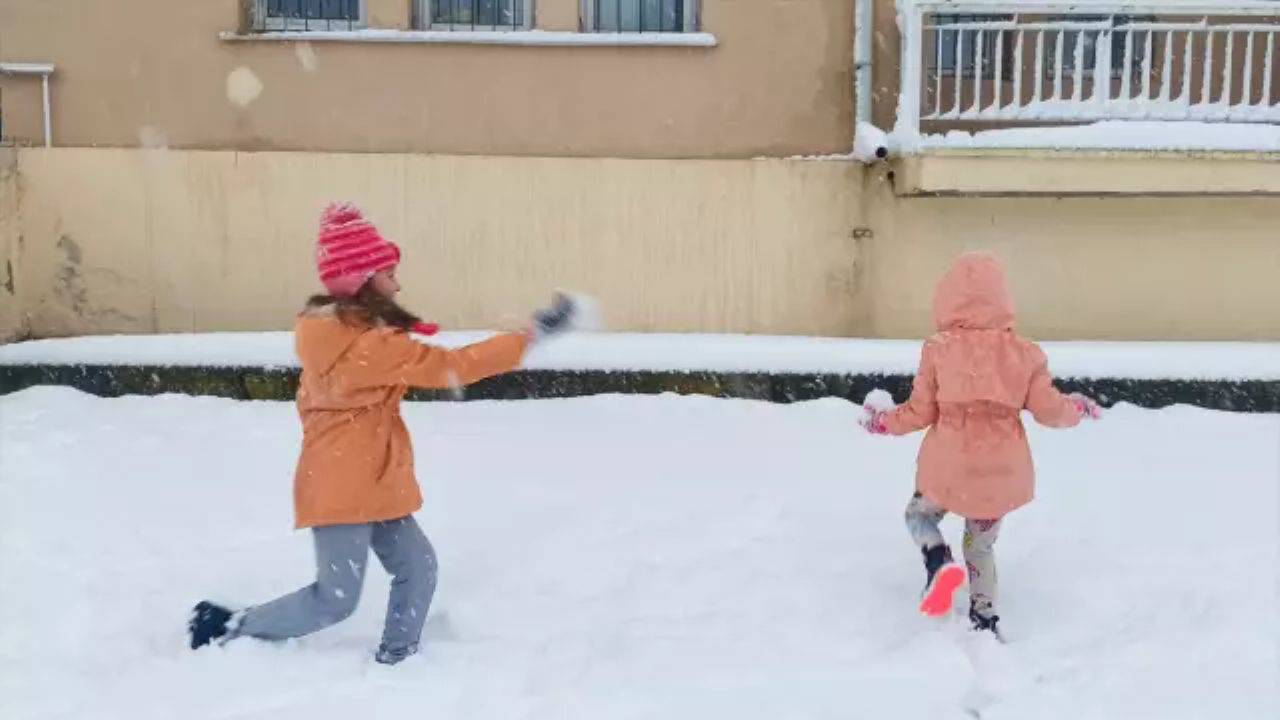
left=581, top=0, right=700, bottom=33
left=414, top=0, right=535, bottom=31
left=252, top=0, right=367, bottom=32
left=930, top=14, right=1015, bottom=80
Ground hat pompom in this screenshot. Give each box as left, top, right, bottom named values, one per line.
left=321, top=201, right=364, bottom=228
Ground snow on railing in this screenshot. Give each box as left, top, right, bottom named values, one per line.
left=895, top=0, right=1280, bottom=146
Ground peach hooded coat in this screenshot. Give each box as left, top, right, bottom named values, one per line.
left=883, top=253, right=1081, bottom=520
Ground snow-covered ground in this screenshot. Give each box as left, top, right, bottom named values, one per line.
left=0, top=388, right=1276, bottom=719
left=2, top=332, right=1279, bottom=380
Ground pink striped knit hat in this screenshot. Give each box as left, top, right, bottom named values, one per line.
left=315, top=202, right=400, bottom=297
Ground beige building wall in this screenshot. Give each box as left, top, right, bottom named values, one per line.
left=3, top=1, right=1275, bottom=156
left=4, top=4, right=1276, bottom=345
left=9, top=147, right=1280, bottom=342
left=13, top=148, right=868, bottom=337
left=0, top=147, right=20, bottom=341
left=0, top=0, right=856, bottom=158
left=865, top=188, right=1280, bottom=341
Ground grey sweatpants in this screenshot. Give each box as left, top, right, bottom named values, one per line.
left=905, top=493, right=1003, bottom=616
left=236, top=515, right=437, bottom=658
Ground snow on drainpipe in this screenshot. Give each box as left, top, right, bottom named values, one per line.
left=851, top=2, right=889, bottom=163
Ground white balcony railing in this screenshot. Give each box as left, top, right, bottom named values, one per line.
left=894, top=0, right=1280, bottom=144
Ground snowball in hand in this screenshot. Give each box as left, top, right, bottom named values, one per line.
left=862, top=389, right=896, bottom=412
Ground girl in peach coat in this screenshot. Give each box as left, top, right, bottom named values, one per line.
left=863, top=252, right=1101, bottom=637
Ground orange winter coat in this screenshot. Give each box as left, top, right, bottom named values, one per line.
left=292, top=308, right=528, bottom=528
left=884, top=253, right=1080, bottom=520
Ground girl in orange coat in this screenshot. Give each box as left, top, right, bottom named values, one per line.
left=189, top=203, right=580, bottom=664
left=863, top=252, right=1101, bottom=637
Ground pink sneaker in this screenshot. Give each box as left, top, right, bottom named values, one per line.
left=919, top=563, right=966, bottom=617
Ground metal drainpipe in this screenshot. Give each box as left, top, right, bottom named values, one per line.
left=853, top=0, right=874, bottom=127
left=0, top=63, right=55, bottom=147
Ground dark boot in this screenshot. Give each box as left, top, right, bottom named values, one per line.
left=189, top=601, right=235, bottom=650
left=921, top=543, right=954, bottom=593
left=969, top=601, right=1003, bottom=641
left=374, top=642, right=420, bottom=666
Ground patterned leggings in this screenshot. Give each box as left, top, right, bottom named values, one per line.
left=904, top=492, right=1003, bottom=616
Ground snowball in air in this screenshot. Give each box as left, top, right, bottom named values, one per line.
left=226, top=67, right=264, bottom=107
left=137, top=126, right=168, bottom=150
left=294, top=42, right=318, bottom=72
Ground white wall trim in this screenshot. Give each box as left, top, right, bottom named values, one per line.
left=220, top=29, right=717, bottom=46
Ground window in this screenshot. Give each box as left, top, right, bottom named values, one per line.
left=932, top=15, right=1014, bottom=78
left=583, top=0, right=699, bottom=33
left=1055, top=17, right=1152, bottom=79
left=253, top=0, right=364, bottom=31
left=418, top=0, right=533, bottom=30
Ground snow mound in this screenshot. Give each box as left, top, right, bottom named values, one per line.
left=2, top=333, right=1278, bottom=381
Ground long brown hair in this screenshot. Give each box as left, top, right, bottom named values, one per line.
left=306, top=281, right=422, bottom=332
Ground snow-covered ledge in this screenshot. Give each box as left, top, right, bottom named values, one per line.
left=892, top=149, right=1280, bottom=197
left=888, top=122, right=1280, bottom=196
left=219, top=29, right=718, bottom=48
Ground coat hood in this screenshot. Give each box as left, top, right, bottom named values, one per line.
left=931, top=252, right=1016, bottom=332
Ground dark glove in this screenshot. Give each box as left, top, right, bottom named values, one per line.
left=530, top=293, right=578, bottom=342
